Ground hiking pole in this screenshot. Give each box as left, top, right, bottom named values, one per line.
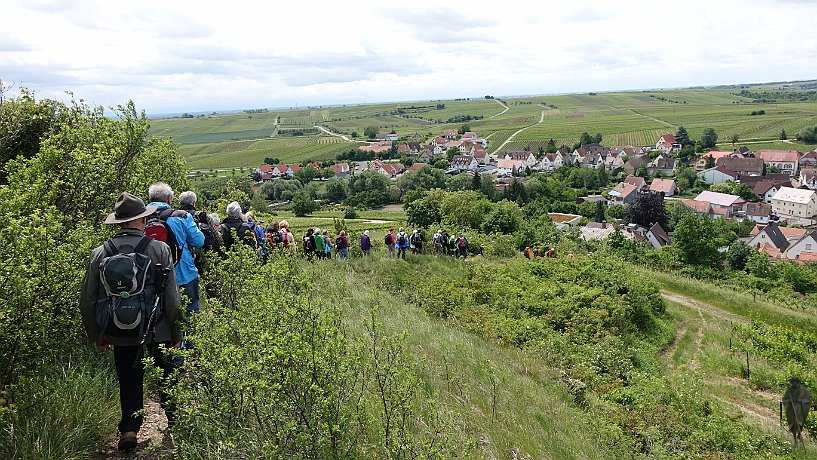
left=132, top=264, right=171, bottom=368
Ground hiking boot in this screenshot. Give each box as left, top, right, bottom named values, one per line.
left=118, top=431, right=137, bottom=451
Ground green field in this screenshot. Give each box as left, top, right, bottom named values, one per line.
left=149, top=83, right=817, bottom=170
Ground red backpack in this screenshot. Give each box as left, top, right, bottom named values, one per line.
left=144, top=209, right=181, bottom=265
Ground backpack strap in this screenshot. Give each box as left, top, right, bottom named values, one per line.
left=103, top=239, right=119, bottom=257
left=133, top=236, right=152, bottom=254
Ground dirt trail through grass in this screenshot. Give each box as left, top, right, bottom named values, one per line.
left=659, top=289, right=810, bottom=443
left=92, top=398, right=172, bottom=460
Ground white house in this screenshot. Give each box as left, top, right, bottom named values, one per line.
left=757, top=150, right=800, bottom=176
left=450, top=155, right=479, bottom=173
left=783, top=232, right=817, bottom=262
left=771, top=187, right=817, bottom=219
left=656, top=133, right=681, bottom=153
left=799, top=168, right=817, bottom=190
left=697, top=165, right=739, bottom=185
left=496, top=159, right=526, bottom=176
left=752, top=181, right=780, bottom=203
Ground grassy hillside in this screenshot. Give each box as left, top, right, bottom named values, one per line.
left=149, top=82, right=817, bottom=171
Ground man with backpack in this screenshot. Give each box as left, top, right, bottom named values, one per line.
left=219, top=201, right=257, bottom=251
left=385, top=228, right=396, bottom=258
left=147, top=183, right=204, bottom=319
left=303, top=228, right=317, bottom=261
left=410, top=229, right=423, bottom=254
left=80, top=192, right=182, bottom=452
left=456, top=233, right=469, bottom=260
left=395, top=227, right=409, bottom=260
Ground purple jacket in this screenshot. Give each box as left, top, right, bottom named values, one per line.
left=361, top=233, right=372, bottom=250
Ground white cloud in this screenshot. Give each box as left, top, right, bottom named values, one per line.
left=1, top=0, right=817, bottom=112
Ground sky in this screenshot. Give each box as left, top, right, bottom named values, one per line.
left=2, top=0, right=817, bottom=114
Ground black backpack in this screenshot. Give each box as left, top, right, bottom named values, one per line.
left=220, top=222, right=256, bottom=250
left=411, top=233, right=421, bottom=244
left=303, top=234, right=316, bottom=252
left=397, top=233, right=407, bottom=246
left=195, top=211, right=220, bottom=250
left=385, top=233, right=393, bottom=245
left=145, top=209, right=181, bottom=265
left=95, top=237, right=162, bottom=340
left=335, top=236, right=345, bottom=249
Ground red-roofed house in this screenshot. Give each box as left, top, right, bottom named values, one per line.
left=359, top=141, right=393, bottom=154
left=695, top=151, right=733, bottom=171
left=757, top=150, right=800, bottom=176
left=442, top=129, right=458, bottom=139
left=407, top=162, right=428, bottom=173
left=623, top=176, right=647, bottom=190
left=329, top=163, right=350, bottom=178
left=369, top=160, right=404, bottom=178
left=255, top=164, right=274, bottom=182
left=608, top=182, right=640, bottom=204
left=656, top=133, right=681, bottom=153
left=648, top=178, right=679, bottom=196
left=680, top=199, right=713, bottom=218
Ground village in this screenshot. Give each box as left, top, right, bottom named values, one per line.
left=252, top=129, right=817, bottom=264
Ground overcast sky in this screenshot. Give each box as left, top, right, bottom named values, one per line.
left=3, top=0, right=817, bottom=114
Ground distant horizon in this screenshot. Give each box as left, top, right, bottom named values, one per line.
left=144, top=77, right=817, bottom=119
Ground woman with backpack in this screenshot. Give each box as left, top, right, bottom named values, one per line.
left=385, top=228, right=396, bottom=258
left=313, top=228, right=326, bottom=259
left=335, top=231, right=350, bottom=260
left=361, top=230, right=372, bottom=256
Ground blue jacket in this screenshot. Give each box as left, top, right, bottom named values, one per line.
left=395, top=231, right=410, bottom=249
left=149, top=202, right=204, bottom=286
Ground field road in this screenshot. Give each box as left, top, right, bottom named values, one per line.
left=490, top=110, right=546, bottom=154
left=488, top=99, right=509, bottom=118
left=314, top=125, right=353, bottom=142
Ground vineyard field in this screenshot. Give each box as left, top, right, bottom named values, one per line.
left=150, top=84, right=817, bottom=170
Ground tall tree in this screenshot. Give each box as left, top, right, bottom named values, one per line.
left=471, top=172, right=482, bottom=191
left=675, top=126, right=692, bottom=147
left=625, top=191, right=667, bottom=228
left=700, top=128, right=718, bottom=148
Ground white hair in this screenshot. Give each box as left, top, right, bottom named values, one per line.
left=179, top=191, right=197, bottom=207
left=148, top=182, right=174, bottom=202
left=226, top=201, right=243, bottom=219
left=208, top=213, right=220, bottom=226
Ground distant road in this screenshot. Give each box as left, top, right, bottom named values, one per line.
left=314, top=125, right=353, bottom=142
left=491, top=110, right=545, bottom=154
left=488, top=99, right=509, bottom=118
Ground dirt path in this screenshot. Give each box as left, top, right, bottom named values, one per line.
left=490, top=110, right=545, bottom=154
left=92, top=398, right=172, bottom=460
left=488, top=99, right=509, bottom=118
left=314, top=125, right=354, bottom=142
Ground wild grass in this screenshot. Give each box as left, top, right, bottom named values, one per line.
left=0, top=351, right=119, bottom=460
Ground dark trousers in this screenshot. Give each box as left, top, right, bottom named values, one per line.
left=397, top=247, right=406, bottom=259
left=113, top=342, right=176, bottom=434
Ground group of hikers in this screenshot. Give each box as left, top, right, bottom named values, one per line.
left=79, top=183, right=477, bottom=452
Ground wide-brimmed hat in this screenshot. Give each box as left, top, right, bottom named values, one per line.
left=104, top=192, right=158, bottom=224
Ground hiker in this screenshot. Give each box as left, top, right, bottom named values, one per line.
left=80, top=192, right=182, bottom=452
left=533, top=247, right=541, bottom=258
left=546, top=247, right=555, bottom=258
left=385, top=227, right=396, bottom=258
left=524, top=246, right=531, bottom=259
left=410, top=229, right=423, bottom=254
left=303, top=228, right=316, bottom=261
left=313, top=227, right=326, bottom=259
left=322, top=229, right=332, bottom=259
left=245, top=211, right=268, bottom=263
left=361, top=230, right=372, bottom=256
left=395, top=227, right=409, bottom=260
left=279, top=220, right=294, bottom=254
left=147, top=183, right=204, bottom=318
left=178, top=191, right=220, bottom=279
left=335, top=230, right=350, bottom=260
left=432, top=229, right=442, bottom=256
left=455, top=233, right=469, bottom=260
left=218, top=202, right=256, bottom=251
left=265, top=222, right=280, bottom=251
left=440, top=229, right=450, bottom=256
left=783, top=376, right=812, bottom=447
